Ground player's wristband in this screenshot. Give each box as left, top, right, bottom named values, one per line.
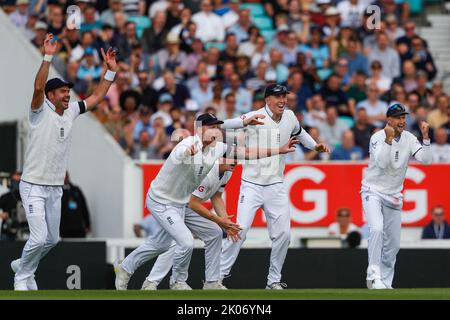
left=43, top=54, right=53, bottom=62
left=104, top=70, right=116, bottom=81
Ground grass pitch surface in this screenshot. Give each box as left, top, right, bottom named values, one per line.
left=1, top=289, right=450, bottom=300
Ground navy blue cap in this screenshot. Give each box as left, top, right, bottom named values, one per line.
left=387, top=103, right=409, bottom=117
left=196, top=113, right=224, bottom=126
left=264, top=84, right=290, bottom=98
left=45, top=78, right=74, bottom=95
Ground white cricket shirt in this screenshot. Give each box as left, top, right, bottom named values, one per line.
left=191, top=162, right=232, bottom=201
left=241, top=106, right=317, bottom=186
left=362, top=130, right=432, bottom=194
left=148, top=135, right=229, bottom=205
left=21, top=98, right=86, bottom=186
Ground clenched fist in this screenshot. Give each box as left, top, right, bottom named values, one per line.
left=384, top=124, right=395, bottom=144
left=419, top=121, right=430, bottom=140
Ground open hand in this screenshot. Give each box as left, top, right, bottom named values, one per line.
left=101, top=47, right=118, bottom=71
left=315, top=143, right=330, bottom=153
left=243, top=114, right=265, bottom=126
left=279, top=137, right=299, bottom=154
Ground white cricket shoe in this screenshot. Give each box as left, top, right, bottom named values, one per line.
left=141, top=279, right=158, bottom=290
left=114, top=261, right=131, bottom=290
left=11, top=259, right=38, bottom=290
left=170, top=281, right=192, bottom=290
left=14, top=280, right=29, bottom=291
left=368, top=279, right=387, bottom=289
left=265, top=282, right=287, bottom=290
left=203, top=281, right=227, bottom=290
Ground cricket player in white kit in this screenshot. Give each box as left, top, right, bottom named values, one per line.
left=11, top=34, right=118, bottom=290
left=220, top=84, right=330, bottom=289
left=362, top=103, right=432, bottom=289
left=115, top=112, right=298, bottom=290
left=140, top=159, right=238, bottom=290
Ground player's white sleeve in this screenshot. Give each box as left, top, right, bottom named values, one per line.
left=192, top=177, right=210, bottom=200
left=370, top=137, right=391, bottom=169
left=68, top=100, right=87, bottom=120
left=412, top=138, right=432, bottom=164
left=294, top=124, right=317, bottom=150
left=220, top=117, right=244, bottom=129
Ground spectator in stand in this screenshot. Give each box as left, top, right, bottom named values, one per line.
left=340, top=38, right=369, bottom=79
left=80, top=4, right=102, bottom=33
left=317, top=107, right=349, bottom=150
left=151, top=93, right=175, bottom=129
left=249, top=35, right=267, bottom=70
left=46, top=4, right=65, bottom=36
left=280, top=30, right=299, bottom=67
left=352, top=107, right=376, bottom=158
left=228, top=8, right=253, bottom=44
left=409, top=36, right=437, bottom=80
left=133, top=106, right=154, bottom=142
left=412, top=71, right=433, bottom=106
left=287, top=70, right=314, bottom=112
left=157, top=70, right=190, bottom=109
left=237, top=26, right=261, bottom=57
left=221, top=0, right=240, bottom=30
left=396, top=21, right=427, bottom=58
left=191, top=74, right=214, bottom=109
left=77, top=47, right=102, bottom=82
left=367, top=60, right=391, bottom=94
left=267, top=48, right=289, bottom=84
left=156, top=32, right=188, bottom=78
left=337, top=0, right=365, bottom=29
left=0, top=172, right=24, bottom=241
left=122, top=0, right=146, bottom=16
left=8, top=0, right=28, bottom=29
left=334, top=58, right=352, bottom=87
left=235, top=55, right=254, bottom=85
left=385, top=14, right=405, bottom=44
left=356, top=83, right=388, bottom=128
left=60, top=173, right=91, bottom=238
left=347, top=70, right=367, bottom=108
left=298, top=26, right=330, bottom=71
left=165, top=0, right=183, bottom=30
left=192, top=0, right=225, bottom=42
left=136, top=71, right=158, bottom=113
left=100, top=0, right=127, bottom=27
left=170, top=7, right=192, bottom=40
left=70, top=31, right=99, bottom=63
left=328, top=208, right=359, bottom=239
left=222, top=73, right=252, bottom=114
left=217, top=92, right=239, bottom=120
left=427, top=95, right=449, bottom=130
left=104, top=105, right=129, bottom=149
left=410, top=105, right=434, bottom=143
left=141, top=10, right=168, bottom=54
left=331, top=130, right=364, bottom=161
left=304, top=94, right=327, bottom=128
left=220, top=33, right=239, bottom=64
left=131, top=129, right=161, bottom=161
left=422, top=206, right=450, bottom=239
left=431, top=128, right=450, bottom=163
left=368, top=32, right=401, bottom=81
left=319, top=73, right=350, bottom=117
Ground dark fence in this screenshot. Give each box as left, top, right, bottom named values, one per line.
left=2, top=243, right=450, bottom=289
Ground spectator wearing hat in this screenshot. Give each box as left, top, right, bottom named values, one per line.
left=9, top=0, right=29, bottom=29
left=337, top=0, right=365, bottom=29
left=100, top=0, right=127, bottom=27
left=156, top=32, right=188, bottom=77
left=227, top=8, right=253, bottom=44
left=366, top=60, right=391, bottom=94
left=323, top=6, right=341, bottom=43
left=356, top=83, right=388, bottom=128
left=191, top=74, right=214, bottom=109
left=151, top=93, right=175, bottom=128
left=77, top=47, right=102, bottom=82
left=141, top=10, right=168, bottom=54
left=368, top=32, right=401, bottom=81
left=422, top=206, right=450, bottom=239
left=157, top=71, right=190, bottom=109
left=427, top=95, right=449, bottom=130
left=352, top=107, right=376, bottom=158
left=311, top=0, right=332, bottom=27
left=331, top=130, right=364, bottom=160
left=31, top=20, right=47, bottom=49
left=192, top=0, right=225, bottom=42
left=430, top=128, right=450, bottom=163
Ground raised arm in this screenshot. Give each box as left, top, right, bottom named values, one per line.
left=85, top=48, right=118, bottom=111
left=31, top=33, right=57, bottom=110
left=220, top=114, right=266, bottom=130
left=293, top=122, right=330, bottom=152
left=412, top=121, right=432, bottom=165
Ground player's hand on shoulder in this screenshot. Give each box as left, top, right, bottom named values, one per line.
left=243, top=114, right=266, bottom=126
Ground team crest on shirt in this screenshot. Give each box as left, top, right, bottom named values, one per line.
left=60, top=127, right=65, bottom=138
left=198, top=166, right=204, bottom=176
left=395, top=151, right=399, bottom=162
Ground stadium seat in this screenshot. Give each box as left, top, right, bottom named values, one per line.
left=205, top=42, right=226, bottom=51
left=240, top=3, right=266, bottom=17
left=252, top=16, right=274, bottom=31
left=261, top=30, right=277, bottom=43
left=127, top=16, right=151, bottom=38
left=406, top=0, right=423, bottom=15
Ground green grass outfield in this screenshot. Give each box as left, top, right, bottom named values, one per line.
left=1, top=289, right=450, bottom=300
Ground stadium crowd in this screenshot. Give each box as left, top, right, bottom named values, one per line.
left=1, top=0, right=449, bottom=162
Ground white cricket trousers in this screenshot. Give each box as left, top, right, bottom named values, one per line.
left=361, top=186, right=403, bottom=288
left=146, top=207, right=223, bottom=284
left=220, top=181, right=291, bottom=286
left=121, top=196, right=195, bottom=283
left=15, top=181, right=63, bottom=282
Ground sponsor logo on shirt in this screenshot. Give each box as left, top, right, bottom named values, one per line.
left=167, top=217, right=174, bottom=225
left=198, top=186, right=205, bottom=192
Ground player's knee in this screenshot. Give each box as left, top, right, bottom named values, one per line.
left=47, top=236, right=60, bottom=248
left=370, top=225, right=383, bottom=235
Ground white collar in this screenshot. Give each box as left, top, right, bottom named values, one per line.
left=264, top=104, right=284, bottom=122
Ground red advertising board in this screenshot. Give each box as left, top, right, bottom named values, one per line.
left=142, top=163, right=450, bottom=227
